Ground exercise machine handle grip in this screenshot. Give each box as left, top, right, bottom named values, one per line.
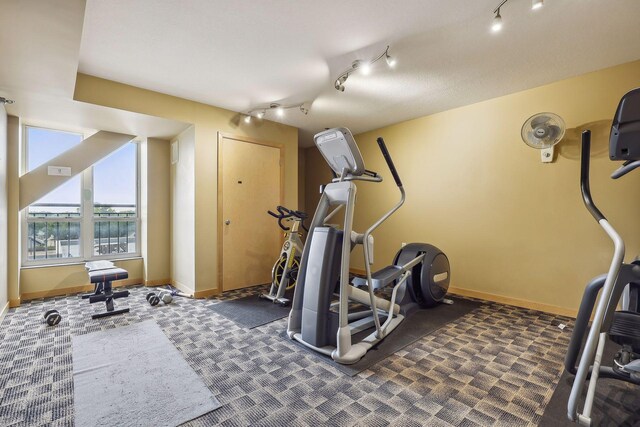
left=611, top=159, right=640, bottom=179
left=267, top=207, right=290, bottom=231
left=376, top=137, right=403, bottom=187
left=580, top=130, right=606, bottom=222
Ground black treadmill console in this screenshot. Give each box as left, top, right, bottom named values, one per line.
left=610, top=87, right=640, bottom=161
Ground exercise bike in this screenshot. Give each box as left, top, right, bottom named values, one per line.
left=566, top=88, right=640, bottom=425
left=287, top=128, right=450, bottom=365
left=260, top=206, right=308, bottom=306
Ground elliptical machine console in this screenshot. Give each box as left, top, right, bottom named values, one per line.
left=566, top=88, right=640, bottom=425
left=287, top=128, right=450, bottom=364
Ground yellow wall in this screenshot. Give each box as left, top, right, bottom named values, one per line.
left=20, top=258, right=143, bottom=299
left=142, top=137, right=171, bottom=285
left=0, top=105, right=7, bottom=317
left=298, top=148, right=306, bottom=213
left=304, top=147, right=330, bottom=219
left=305, top=60, right=640, bottom=315
left=170, top=126, right=195, bottom=291
left=74, top=74, right=299, bottom=294
left=7, top=116, right=20, bottom=306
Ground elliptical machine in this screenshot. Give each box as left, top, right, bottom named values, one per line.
left=260, top=206, right=308, bottom=306
left=566, top=88, right=640, bottom=425
left=287, top=128, right=450, bottom=365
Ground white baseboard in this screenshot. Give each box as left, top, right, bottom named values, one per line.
left=0, top=301, right=10, bottom=324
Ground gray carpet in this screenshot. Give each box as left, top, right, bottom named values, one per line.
left=290, top=297, right=483, bottom=376
left=209, top=294, right=291, bottom=329
left=73, top=320, right=220, bottom=427
left=0, top=284, right=576, bottom=426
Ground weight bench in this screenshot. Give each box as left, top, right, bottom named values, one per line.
left=82, top=261, right=130, bottom=319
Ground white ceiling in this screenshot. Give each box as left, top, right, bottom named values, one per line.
left=0, top=0, right=189, bottom=139
left=79, top=0, right=640, bottom=146
left=2, top=1, right=640, bottom=145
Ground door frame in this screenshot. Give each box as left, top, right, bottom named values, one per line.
left=217, top=132, right=285, bottom=292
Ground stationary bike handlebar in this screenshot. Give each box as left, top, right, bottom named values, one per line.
left=267, top=206, right=308, bottom=231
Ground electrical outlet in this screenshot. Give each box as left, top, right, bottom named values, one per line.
left=48, top=166, right=71, bottom=176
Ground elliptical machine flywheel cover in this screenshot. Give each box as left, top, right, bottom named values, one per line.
left=393, top=243, right=450, bottom=308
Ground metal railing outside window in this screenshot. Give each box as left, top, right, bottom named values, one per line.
left=25, top=203, right=138, bottom=262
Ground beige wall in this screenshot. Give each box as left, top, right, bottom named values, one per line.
left=170, top=126, right=196, bottom=291
left=142, top=137, right=171, bottom=285
left=305, top=60, right=640, bottom=315
left=304, top=147, right=331, bottom=218
left=7, top=116, right=19, bottom=306
left=298, top=148, right=306, bottom=213
left=0, top=105, right=7, bottom=317
left=74, top=74, right=299, bottom=294
left=20, top=258, right=143, bottom=299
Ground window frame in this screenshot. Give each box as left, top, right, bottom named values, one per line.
left=21, top=124, right=141, bottom=266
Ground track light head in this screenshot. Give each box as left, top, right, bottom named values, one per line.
left=244, top=115, right=251, bottom=124
left=299, top=103, right=310, bottom=115
left=256, top=110, right=265, bottom=119
left=492, top=9, right=503, bottom=32
left=385, top=54, right=396, bottom=68
left=0, top=97, right=15, bottom=105
left=334, top=45, right=395, bottom=91
left=532, top=0, right=543, bottom=9
left=334, top=74, right=348, bottom=92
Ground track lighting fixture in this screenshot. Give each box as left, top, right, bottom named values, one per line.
left=491, top=0, right=508, bottom=32
left=333, top=45, right=396, bottom=92
left=0, top=96, right=15, bottom=105
left=492, top=9, right=503, bottom=32
left=243, top=101, right=311, bottom=123
left=492, top=0, right=546, bottom=32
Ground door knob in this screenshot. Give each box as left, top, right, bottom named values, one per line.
left=225, top=219, right=231, bottom=225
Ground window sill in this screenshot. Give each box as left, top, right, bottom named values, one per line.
left=21, top=256, right=143, bottom=270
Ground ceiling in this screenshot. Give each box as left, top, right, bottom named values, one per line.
left=0, top=0, right=189, bottom=139
left=2, top=1, right=640, bottom=145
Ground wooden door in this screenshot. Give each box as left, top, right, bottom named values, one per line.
left=218, top=134, right=283, bottom=291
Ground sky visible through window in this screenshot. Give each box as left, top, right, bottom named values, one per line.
left=27, top=127, right=136, bottom=209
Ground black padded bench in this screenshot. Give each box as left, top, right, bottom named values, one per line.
left=82, top=261, right=130, bottom=319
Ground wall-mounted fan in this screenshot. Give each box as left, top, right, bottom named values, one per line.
left=521, top=112, right=566, bottom=163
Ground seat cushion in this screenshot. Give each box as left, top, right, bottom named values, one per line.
left=88, top=268, right=129, bottom=283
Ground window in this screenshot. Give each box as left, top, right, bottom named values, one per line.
left=92, top=143, right=138, bottom=257
left=23, top=126, right=139, bottom=265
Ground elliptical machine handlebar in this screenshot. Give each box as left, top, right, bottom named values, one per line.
left=611, top=159, right=640, bottom=179
left=376, top=137, right=403, bottom=188
left=580, top=130, right=606, bottom=222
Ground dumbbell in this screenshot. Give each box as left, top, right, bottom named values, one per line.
left=146, top=290, right=173, bottom=306
left=44, top=309, right=62, bottom=326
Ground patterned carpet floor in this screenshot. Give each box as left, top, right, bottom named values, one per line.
left=0, top=284, right=575, bottom=426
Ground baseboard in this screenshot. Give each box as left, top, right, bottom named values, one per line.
left=448, top=286, right=577, bottom=318
left=170, top=280, right=196, bottom=297
left=0, top=301, right=9, bottom=323
left=9, top=298, right=21, bottom=308
left=144, top=278, right=171, bottom=287
left=20, top=278, right=143, bottom=301
left=352, top=267, right=576, bottom=317
left=193, top=288, right=218, bottom=299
